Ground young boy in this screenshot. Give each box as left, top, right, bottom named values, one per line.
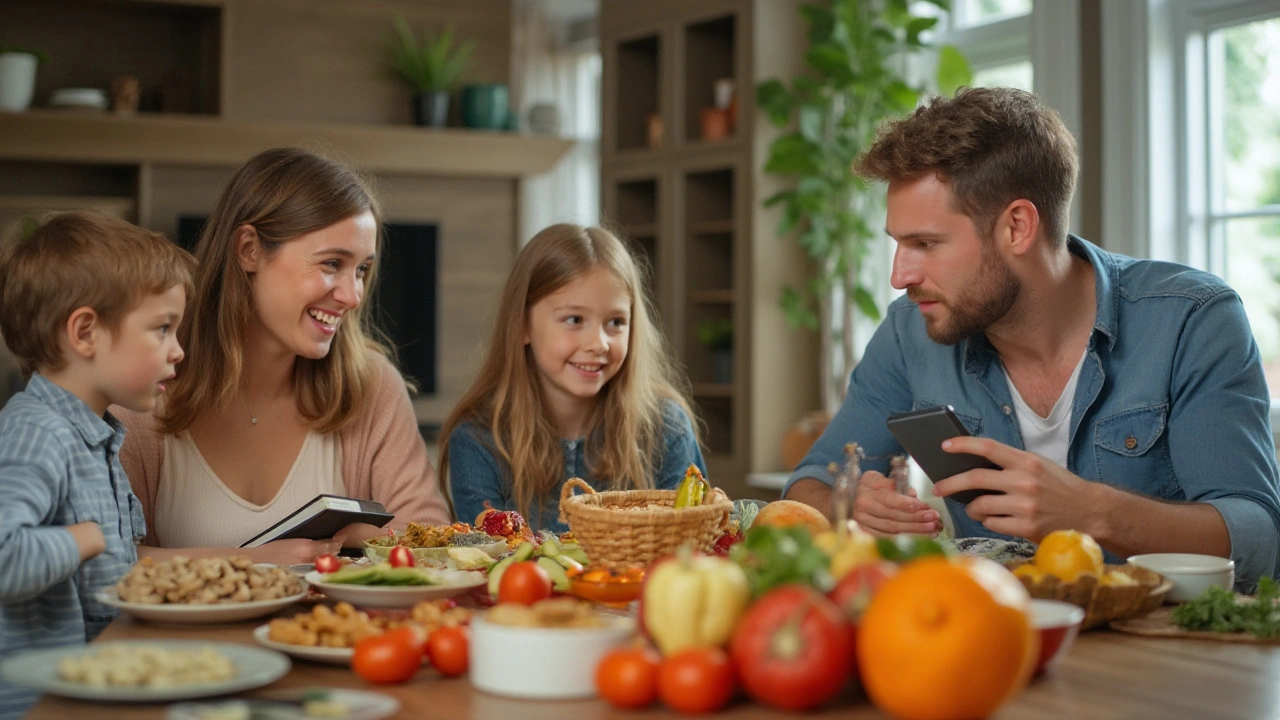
left=0, top=211, right=193, bottom=719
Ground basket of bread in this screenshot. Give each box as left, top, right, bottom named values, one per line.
left=1008, top=530, right=1173, bottom=630
left=558, top=468, right=731, bottom=571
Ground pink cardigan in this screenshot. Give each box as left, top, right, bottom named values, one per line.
left=115, top=355, right=450, bottom=547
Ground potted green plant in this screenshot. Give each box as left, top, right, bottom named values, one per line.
left=383, top=16, right=475, bottom=127
left=757, top=0, right=971, bottom=413
left=696, top=317, right=734, bottom=384
left=0, top=44, right=47, bottom=112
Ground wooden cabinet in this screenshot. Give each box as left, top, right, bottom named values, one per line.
left=600, top=0, right=818, bottom=497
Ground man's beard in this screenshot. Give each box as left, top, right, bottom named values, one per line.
left=909, top=243, right=1020, bottom=346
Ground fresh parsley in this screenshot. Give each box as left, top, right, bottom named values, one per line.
left=1170, top=576, right=1280, bottom=638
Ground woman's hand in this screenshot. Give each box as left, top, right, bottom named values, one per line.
left=245, top=538, right=342, bottom=566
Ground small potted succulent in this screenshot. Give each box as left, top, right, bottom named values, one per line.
left=696, top=317, right=734, bottom=384
left=383, top=16, right=475, bottom=127
left=0, top=44, right=47, bottom=112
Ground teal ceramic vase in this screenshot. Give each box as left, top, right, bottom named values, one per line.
left=461, top=84, right=509, bottom=130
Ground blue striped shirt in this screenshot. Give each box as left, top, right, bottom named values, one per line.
left=0, top=373, right=145, bottom=719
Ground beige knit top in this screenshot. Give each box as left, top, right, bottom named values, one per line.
left=115, top=354, right=450, bottom=547
left=153, top=430, right=345, bottom=548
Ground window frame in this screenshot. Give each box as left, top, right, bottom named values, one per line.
left=1103, top=0, right=1280, bottom=425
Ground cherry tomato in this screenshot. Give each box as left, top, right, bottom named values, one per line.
left=352, top=627, right=424, bottom=684
left=426, top=625, right=469, bottom=677
left=497, top=561, right=552, bottom=605
left=657, top=647, right=736, bottom=714
left=313, top=553, right=342, bottom=574
left=596, top=647, right=660, bottom=709
left=388, top=545, right=416, bottom=568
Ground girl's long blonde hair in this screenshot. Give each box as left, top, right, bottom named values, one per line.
left=159, top=147, right=392, bottom=434
left=438, top=224, right=698, bottom=524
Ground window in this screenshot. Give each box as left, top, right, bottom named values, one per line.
left=1194, top=12, right=1280, bottom=396
left=1104, top=0, right=1280, bottom=415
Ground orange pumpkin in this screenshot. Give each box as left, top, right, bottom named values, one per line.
left=781, top=411, right=830, bottom=470
left=858, top=556, right=1038, bottom=720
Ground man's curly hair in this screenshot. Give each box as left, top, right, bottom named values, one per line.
left=855, top=87, right=1078, bottom=247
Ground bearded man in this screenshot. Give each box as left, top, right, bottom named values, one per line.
left=784, top=87, right=1280, bottom=591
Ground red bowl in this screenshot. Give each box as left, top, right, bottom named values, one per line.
left=1030, top=599, right=1085, bottom=676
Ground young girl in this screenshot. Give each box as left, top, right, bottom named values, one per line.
left=440, top=224, right=706, bottom=531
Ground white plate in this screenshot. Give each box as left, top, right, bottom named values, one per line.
left=363, top=539, right=508, bottom=562
left=168, top=688, right=400, bottom=720
left=252, top=624, right=352, bottom=666
left=0, top=640, right=290, bottom=703
left=95, top=582, right=309, bottom=625
left=305, top=569, right=486, bottom=608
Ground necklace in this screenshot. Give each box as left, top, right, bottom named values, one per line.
left=238, top=391, right=259, bottom=426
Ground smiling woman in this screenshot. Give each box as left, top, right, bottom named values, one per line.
left=114, top=148, right=450, bottom=566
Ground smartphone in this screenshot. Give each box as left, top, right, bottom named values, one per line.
left=885, top=405, right=1001, bottom=504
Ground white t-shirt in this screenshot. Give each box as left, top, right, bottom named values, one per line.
left=1005, top=350, right=1088, bottom=468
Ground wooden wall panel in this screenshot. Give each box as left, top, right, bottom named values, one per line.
left=224, top=0, right=511, bottom=125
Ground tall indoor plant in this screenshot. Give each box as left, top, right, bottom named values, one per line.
left=384, top=16, right=475, bottom=127
left=758, top=0, right=971, bottom=412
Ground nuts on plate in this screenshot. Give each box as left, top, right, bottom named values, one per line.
left=116, top=556, right=302, bottom=605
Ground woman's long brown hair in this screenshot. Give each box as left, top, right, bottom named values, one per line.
left=158, top=148, right=392, bottom=434
left=438, top=224, right=698, bottom=524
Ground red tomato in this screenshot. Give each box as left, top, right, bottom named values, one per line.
left=828, top=561, right=897, bottom=677
left=352, top=627, right=424, bottom=684
left=595, top=647, right=659, bottom=709
left=388, top=545, right=416, bottom=568
left=729, top=585, right=851, bottom=711
left=497, top=561, right=552, bottom=605
left=657, top=648, right=735, bottom=714
left=313, top=553, right=342, bottom=574
left=426, top=625, right=469, bottom=677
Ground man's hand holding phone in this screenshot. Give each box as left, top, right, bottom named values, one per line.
left=930, top=434, right=1098, bottom=542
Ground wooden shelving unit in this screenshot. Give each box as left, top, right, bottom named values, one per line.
left=600, top=0, right=818, bottom=498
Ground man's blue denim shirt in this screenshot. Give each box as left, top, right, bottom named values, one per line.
left=786, top=236, right=1280, bottom=590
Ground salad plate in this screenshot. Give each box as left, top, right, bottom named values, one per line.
left=304, top=569, right=485, bottom=608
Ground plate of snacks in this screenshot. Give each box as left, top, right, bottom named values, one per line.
left=306, top=564, right=486, bottom=608
left=364, top=522, right=508, bottom=564
left=97, top=556, right=308, bottom=624
left=1008, top=530, right=1172, bottom=629
left=253, top=599, right=473, bottom=664
left=0, top=640, right=290, bottom=703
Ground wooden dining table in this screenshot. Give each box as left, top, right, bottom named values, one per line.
left=24, top=601, right=1280, bottom=720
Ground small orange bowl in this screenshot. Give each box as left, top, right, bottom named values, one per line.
left=567, top=566, right=645, bottom=605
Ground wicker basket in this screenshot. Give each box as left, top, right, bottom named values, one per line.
left=1010, top=562, right=1174, bottom=630
left=558, top=477, right=732, bottom=571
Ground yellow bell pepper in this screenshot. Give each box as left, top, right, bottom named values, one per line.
left=642, top=544, right=750, bottom=656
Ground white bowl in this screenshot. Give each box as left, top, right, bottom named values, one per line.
left=470, top=613, right=635, bottom=699
left=1127, top=553, right=1235, bottom=603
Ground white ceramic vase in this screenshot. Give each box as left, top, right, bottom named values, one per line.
left=0, top=52, right=38, bottom=112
